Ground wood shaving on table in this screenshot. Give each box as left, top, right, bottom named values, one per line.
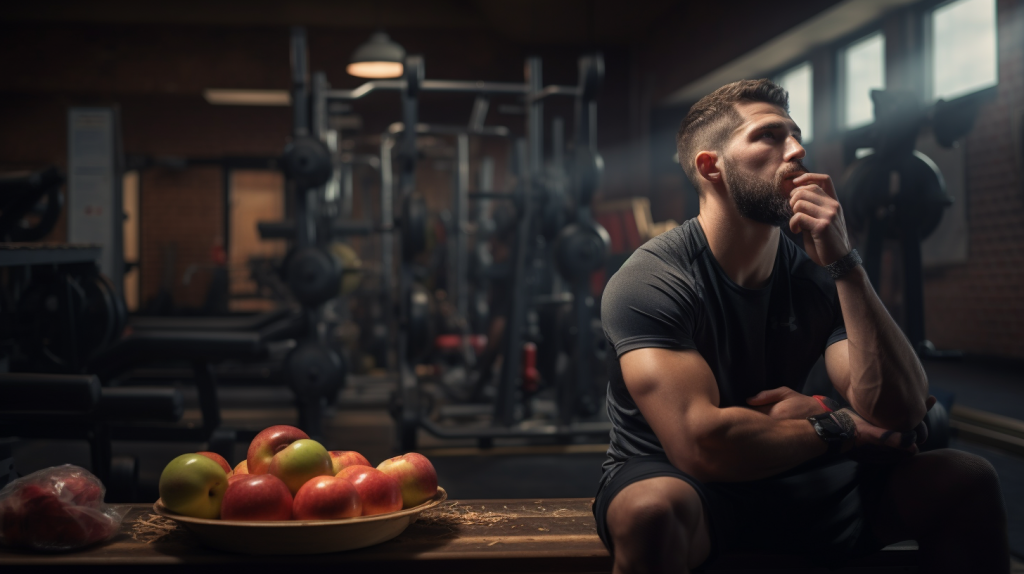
left=417, top=501, right=519, bottom=528
left=129, top=514, right=184, bottom=544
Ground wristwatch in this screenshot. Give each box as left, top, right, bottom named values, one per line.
left=825, top=249, right=862, bottom=280
left=808, top=410, right=856, bottom=454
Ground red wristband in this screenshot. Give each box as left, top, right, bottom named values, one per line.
left=813, top=395, right=833, bottom=412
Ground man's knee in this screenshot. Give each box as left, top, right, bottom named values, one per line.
left=900, top=449, right=1005, bottom=525
left=927, top=449, right=1001, bottom=497
left=607, top=477, right=704, bottom=551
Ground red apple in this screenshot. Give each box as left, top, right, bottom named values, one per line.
left=292, top=476, right=362, bottom=520
left=336, top=465, right=402, bottom=516
left=329, top=451, right=371, bottom=475
left=220, top=474, right=293, bottom=521
left=197, top=452, right=233, bottom=476
left=376, top=452, right=438, bottom=508
left=227, top=474, right=248, bottom=486
left=233, top=460, right=248, bottom=475
left=267, top=439, right=334, bottom=495
left=246, top=425, right=309, bottom=475
left=59, top=475, right=104, bottom=507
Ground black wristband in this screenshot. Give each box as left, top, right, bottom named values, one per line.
left=825, top=249, right=862, bottom=280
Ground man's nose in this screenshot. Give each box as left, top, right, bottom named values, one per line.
left=784, top=136, right=806, bottom=162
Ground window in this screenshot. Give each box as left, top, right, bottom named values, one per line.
left=774, top=62, right=814, bottom=144
left=930, top=0, right=998, bottom=101
left=841, top=32, right=886, bottom=130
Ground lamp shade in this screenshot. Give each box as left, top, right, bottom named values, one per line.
left=347, top=32, right=405, bottom=79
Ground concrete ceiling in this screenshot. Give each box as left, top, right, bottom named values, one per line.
left=1, top=0, right=680, bottom=46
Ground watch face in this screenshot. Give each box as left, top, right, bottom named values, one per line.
left=819, top=416, right=844, bottom=435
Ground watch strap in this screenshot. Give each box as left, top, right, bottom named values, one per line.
left=825, top=249, right=862, bottom=280
left=808, top=410, right=856, bottom=454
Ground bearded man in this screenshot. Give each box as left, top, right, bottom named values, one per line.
left=593, top=79, right=1009, bottom=573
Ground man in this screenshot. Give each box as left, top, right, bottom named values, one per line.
left=594, top=79, right=1009, bottom=573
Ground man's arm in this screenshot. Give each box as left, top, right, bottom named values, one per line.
left=825, top=272, right=929, bottom=430
left=789, top=173, right=929, bottom=430
left=622, top=347, right=917, bottom=483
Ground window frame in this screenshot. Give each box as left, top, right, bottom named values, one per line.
left=922, top=0, right=1000, bottom=104
left=836, top=28, right=888, bottom=133
left=771, top=59, right=816, bottom=147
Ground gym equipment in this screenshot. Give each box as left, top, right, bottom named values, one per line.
left=257, top=29, right=615, bottom=449
left=0, top=167, right=65, bottom=242
left=0, top=373, right=184, bottom=502
left=842, top=88, right=988, bottom=357
left=14, top=264, right=127, bottom=373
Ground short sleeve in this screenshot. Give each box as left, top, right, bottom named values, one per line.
left=601, top=249, right=701, bottom=357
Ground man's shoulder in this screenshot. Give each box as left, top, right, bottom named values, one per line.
left=621, top=218, right=706, bottom=272
left=604, top=219, right=705, bottom=305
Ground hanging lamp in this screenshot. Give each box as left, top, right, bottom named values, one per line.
left=347, top=32, right=405, bottom=79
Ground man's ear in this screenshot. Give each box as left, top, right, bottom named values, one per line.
left=695, top=150, right=721, bottom=184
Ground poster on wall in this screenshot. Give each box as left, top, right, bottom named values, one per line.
left=68, top=107, right=123, bottom=292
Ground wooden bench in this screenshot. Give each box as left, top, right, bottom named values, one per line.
left=0, top=499, right=919, bottom=573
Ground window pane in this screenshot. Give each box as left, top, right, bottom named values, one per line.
left=843, top=32, right=886, bottom=130
left=932, top=0, right=998, bottom=101
left=775, top=62, right=814, bottom=144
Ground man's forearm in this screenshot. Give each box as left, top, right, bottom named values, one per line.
left=678, top=406, right=827, bottom=483
left=835, top=266, right=928, bottom=429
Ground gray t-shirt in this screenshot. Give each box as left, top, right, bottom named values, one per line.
left=600, top=218, right=847, bottom=485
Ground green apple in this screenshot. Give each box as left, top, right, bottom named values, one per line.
left=159, top=453, right=229, bottom=519
left=267, top=439, right=333, bottom=495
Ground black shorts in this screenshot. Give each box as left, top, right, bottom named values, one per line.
left=592, top=453, right=896, bottom=570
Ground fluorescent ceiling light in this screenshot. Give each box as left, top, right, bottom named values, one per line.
left=203, top=89, right=291, bottom=106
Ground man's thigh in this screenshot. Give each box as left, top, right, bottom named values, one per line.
left=865, top=448, right=1003, bottom=545
left=606, top=476, right=712, bottom=570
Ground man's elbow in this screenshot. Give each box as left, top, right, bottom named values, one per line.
left=665, top=446, right=717, bottom=484
left=859, top=401, right=927, bottom=431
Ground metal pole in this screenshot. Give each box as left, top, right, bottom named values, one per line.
left=455, top=133, right=469, bottom=321
left=495, top=57, right=543, bottom=427
left=380, top=136, right=396, bottom=369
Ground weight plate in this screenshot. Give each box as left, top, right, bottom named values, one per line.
left=16, top=269, right=118, bottom=371
left=553, top=222, right=610, bottom=282
left=284, top=342, right=346, bottom=402
left=283, top=135, right=333, bottom=190
left=842, top=151, right=951, bottom=241
left=284, top=246, right=342, bottom=306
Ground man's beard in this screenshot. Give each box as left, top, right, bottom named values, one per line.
left=723, top=159, right=798, bottom=227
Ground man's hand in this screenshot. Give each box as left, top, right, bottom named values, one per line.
left=746, top=387, right=823, bottom=420
left=750, top=388, right=939, bottom=462
left=842, top=408, right=921, bottom=462
left=788, top=173, right=852, bottom=267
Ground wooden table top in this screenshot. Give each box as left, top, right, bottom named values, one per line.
left=0, top=498, right=920, bottom=572
left=0, top=498, right=612, bottom=573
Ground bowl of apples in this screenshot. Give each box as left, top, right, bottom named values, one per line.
left=153, top=425, right=446, bottom=554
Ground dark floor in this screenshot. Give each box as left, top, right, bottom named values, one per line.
left=7, top=354, right=1024, bottom=560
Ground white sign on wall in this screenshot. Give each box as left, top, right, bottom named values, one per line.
left=68, top=107, right=122, bottom=291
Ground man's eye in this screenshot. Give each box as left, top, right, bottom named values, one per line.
left=761, top=132, right=777, bottom=140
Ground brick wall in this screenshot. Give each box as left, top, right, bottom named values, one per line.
left=922, top=0, right=1024, bottom=357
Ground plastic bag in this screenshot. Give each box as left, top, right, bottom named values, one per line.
left=0, top=464, right=129, bottom=552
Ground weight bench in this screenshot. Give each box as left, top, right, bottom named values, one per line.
left=127, top=307, right=293, bottom=333
left=86, top=329, right=274, bottom=453
left=0, top=373, right=183, bottom=499
left=0, top=498, right=920, bottom=572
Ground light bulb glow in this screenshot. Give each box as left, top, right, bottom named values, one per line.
left=346, top=61, right=404, bottom=79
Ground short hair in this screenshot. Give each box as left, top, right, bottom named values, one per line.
left=676, top=79, right=790, bottom=192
